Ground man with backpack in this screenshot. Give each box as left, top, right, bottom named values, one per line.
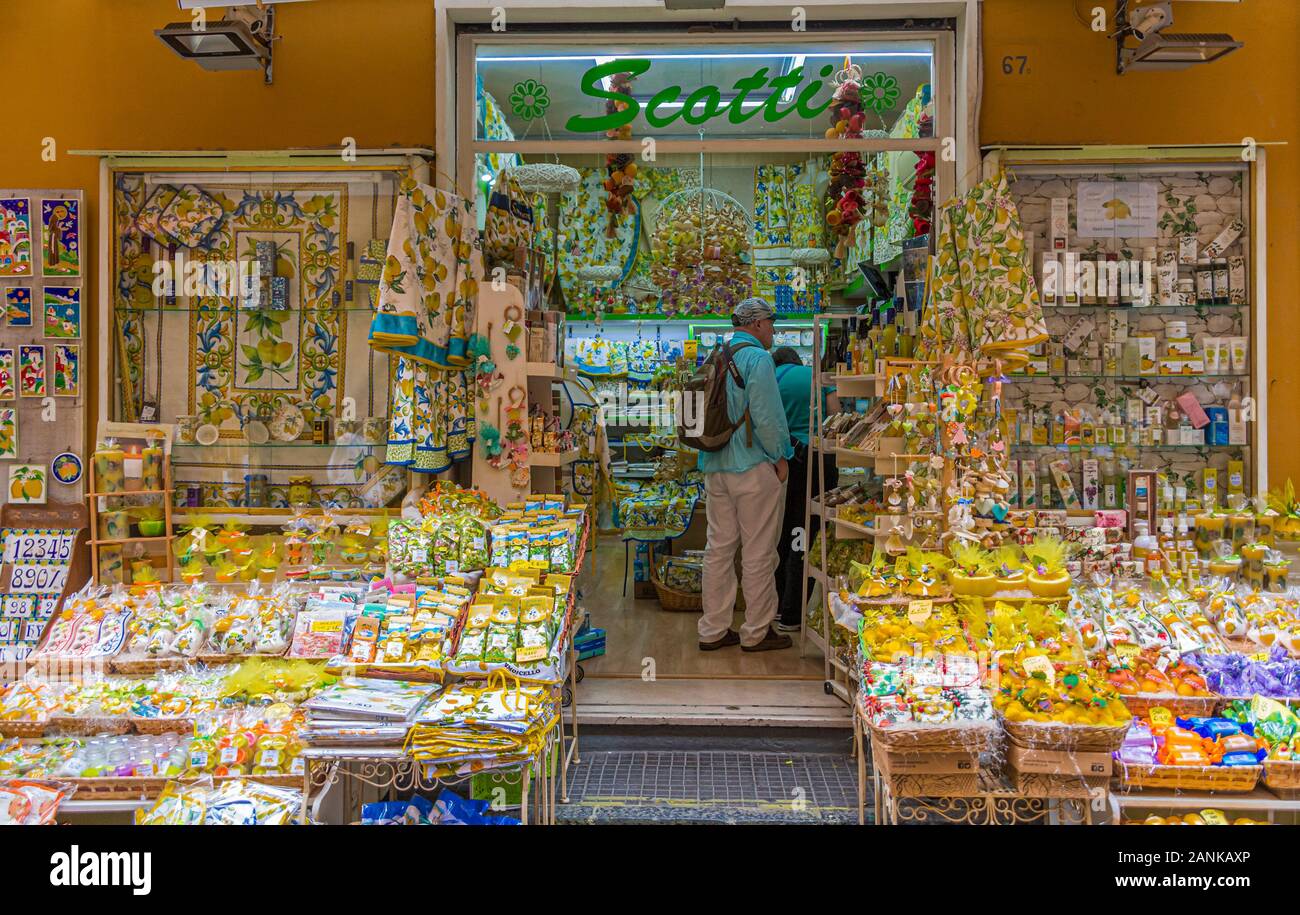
left=689, top=297, right=794, bottom=652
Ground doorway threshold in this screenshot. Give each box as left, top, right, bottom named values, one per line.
left=577, top=676, right=852, bottom=728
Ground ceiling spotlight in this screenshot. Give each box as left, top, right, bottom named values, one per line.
left=1114, top=0, right=1243, bottom=73
left=156, top=6, right=277, bottom=83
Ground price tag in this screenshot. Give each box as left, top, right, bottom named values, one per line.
left=1023, top=654, right=1055, bottom=683
left=1115, top=643, right=1141, bottom=660
left=408, top=547, right=429, bottom=563
left=1250, top=651, right=1270, bottom=662
left=1148, top=706, right=1174, bottom=729
left=906, top=600, right=933, bottom=625
left=1200, top=809, right=1229, bottom=826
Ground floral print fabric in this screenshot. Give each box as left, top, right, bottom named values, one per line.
left=918, top=173, right=1048, bottom=369
left=369, top=178, right=483, bottom=473
left=369, top=178, right=481, bottom=370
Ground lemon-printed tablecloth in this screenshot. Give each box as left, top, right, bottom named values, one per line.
left=918, top=172, right=1048, bottom=369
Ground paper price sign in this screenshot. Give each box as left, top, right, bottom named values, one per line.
left=906, top=600, right=933, bottom=625
left=1022, top=654, right=1055, bottom=684
left=1148, top=706, right=1174, bottom=729
left=7, top=564, right=68, bottom=594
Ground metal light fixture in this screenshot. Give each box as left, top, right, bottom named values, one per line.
left=156, top=6, right=277, bottom=83
left=1114, top=0, right=1243, bottom=73
left=663, top=0, right=725, bottom=10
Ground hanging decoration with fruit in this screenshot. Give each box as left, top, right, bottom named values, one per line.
left=910, top=113, right=937, bottom=237
left=649, top=188, right=753, bottom=317
left=603, top=69, right=639, bottom=237
left=825, top=61, right=902, bottom=257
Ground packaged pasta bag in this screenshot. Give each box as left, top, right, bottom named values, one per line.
left=516, top=597, right=555, bottom=664
left=377, top=616, right=413, bottom=664
left=454, top=605, right=493, bottom=662
left=527, top=529, right=551, bottom=566
left=483, top=603, right=520, bottom=664
left=549, top=525, right=575, bottom=573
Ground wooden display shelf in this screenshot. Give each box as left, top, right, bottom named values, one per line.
left=87, top=536, right=172, bottom=547
left=526, top=362, right=571, bottom=380
left=86, top=463, right=175, bottom=584
left=86, top=488, right=172, bottom=498
left=530, top=450, right=580, bottom=467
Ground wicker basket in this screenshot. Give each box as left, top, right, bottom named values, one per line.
left=132, top=717, right=195, bottom=735
left=1000, top=716, right=1130, bottom=753
left=1263, top=759, right=1300, bottom=798
left=46, top=716, right=132, bottom=736
left=647, top=544, right=702, bottom=613
left=109, top=656, right=191, bottom=675
left=1117, top=761, right=1262, bottom=793
left=0, top=719, right=46, bottom=738
left=67, top=773, right=303, bottom=802
left=1122, top=694, right=1220, bottom=720
left=868, top=719, right=998, bottom=754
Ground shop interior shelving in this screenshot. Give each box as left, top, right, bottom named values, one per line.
left=983, top=147, right=1267, bottom=504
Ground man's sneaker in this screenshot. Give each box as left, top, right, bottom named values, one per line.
left=742, top=627, right=793, bottom=652
left=699, top=629, right=740, bottom=651
left=775, top=620, right=801, bottom=633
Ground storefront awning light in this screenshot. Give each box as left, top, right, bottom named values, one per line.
left=1120, top=32, right=1243, bottom=71
left=155, top=7, right=276, bottom=82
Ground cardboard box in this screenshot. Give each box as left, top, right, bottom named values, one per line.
left=877, top=749, right=979, bottom=775
left=1007, top=744, right=1113, bottom=777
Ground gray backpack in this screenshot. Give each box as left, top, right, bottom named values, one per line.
left=678, top=341, right=755, bottom=452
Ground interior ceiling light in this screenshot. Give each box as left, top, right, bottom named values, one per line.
left=1113, top=0, right=1242, bottom=73
left=662, top=0, right=725, bottom=10
left=156, top=6, right=277, bottom=83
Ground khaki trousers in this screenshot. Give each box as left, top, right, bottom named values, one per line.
left=699, top=463, right=786, bottom=646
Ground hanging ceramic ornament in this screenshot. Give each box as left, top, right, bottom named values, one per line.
left=502, top=305, right=523, bottom=342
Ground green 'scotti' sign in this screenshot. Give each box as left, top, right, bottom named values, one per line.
left=564, top=58, right=837, bottom=133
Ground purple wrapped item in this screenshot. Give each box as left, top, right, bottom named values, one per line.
left=1187, top=646, right=1300, bottom=699
left=1115, top=722, right=1157, bottom=765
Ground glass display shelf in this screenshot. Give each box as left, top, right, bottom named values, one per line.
left=1007, top=372, right=1248, bottom=382
left=172, top=441, right=382, bottom=450
left=1040, top=303, right=1247, bottom=312
left=1009, top=442, right=1249, bottom=452
left=114, top=304, right=378, bottom=314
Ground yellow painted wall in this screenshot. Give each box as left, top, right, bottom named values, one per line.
left=0, top=0, right=437, bottom=443
left=980, top=0, right=1300, bottom=488
left=2, top=0, right=1295, bottom=486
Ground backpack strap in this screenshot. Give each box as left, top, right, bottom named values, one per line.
left=723, top=341, right=758, bottom=445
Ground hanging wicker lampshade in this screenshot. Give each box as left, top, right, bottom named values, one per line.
left=506, top=163, right=582, bottom=194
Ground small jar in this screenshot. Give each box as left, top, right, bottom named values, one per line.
left=288, top=476, right=312, bottom=507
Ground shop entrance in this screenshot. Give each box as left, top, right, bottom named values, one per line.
left=445, top=14, right=963, bottom=723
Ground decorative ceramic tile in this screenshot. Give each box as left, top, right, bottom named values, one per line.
left=0, top=408, right=15, bottom=460
left=40, top=198, right=79, bottom=277
left=52, top=343, right=79, bottom=397
left=18, top=345, right=44, bottom=397
left=0, top=349, right=13, bottom=400
left=5, top=287, right=32, bottom=326
left=8, top=464, right=46, bottom=504
left=42, top=285, right=80, bottom=338
left=0, top=197, right=33, bottom=277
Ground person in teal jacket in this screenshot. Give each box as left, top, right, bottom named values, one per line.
left=697, top=298, right=794, bottom=653
left=770, top=347, right=835, bottom=633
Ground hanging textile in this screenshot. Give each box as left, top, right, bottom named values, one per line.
left=369, top=177, right=482, bottom=472
left=917, top=172, right=1048, bottom=370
